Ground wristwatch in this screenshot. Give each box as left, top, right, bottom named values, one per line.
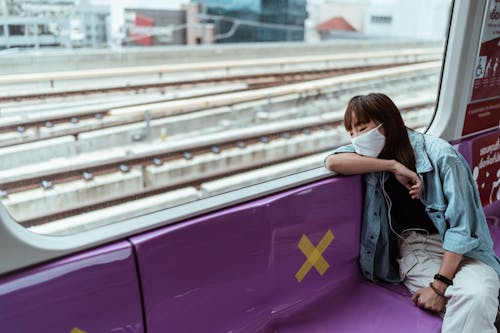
left=434, top=273, right=453, bottom=286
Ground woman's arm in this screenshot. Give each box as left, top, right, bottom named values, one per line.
left=325, top=153, right=422, bottom=199
left=325, top=153, right=398, bottom=174
left=437, top=251, right=463, bottom=283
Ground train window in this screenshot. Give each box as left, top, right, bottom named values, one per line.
left=37, top=24, right=51, bottom=35
left=0, top=0, right=453, bottom=236
left=8, top=24, right=25, bottom=36
left=370, top=16, right=393, bottom=25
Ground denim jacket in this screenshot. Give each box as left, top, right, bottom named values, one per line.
left=325, top=130, right=500, bottom=282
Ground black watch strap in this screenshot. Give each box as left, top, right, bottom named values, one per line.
left=434, top=273, right=453, bottom=286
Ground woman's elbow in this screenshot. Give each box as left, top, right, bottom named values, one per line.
left=325, top=156, right=342, bottom=173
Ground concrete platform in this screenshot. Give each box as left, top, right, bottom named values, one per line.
left=0, top=136, right=76, bottom=170
left=28, top=187, right=199, bottom=235
left=77, top=94, right=342, bottom=152
left=109, top=61, right=441, bottom=119
left=143, top=129, right=343, bottom=189
left=77, top=106, right=233, bottom=152
left=199, top=152, right=330, bottom=197
left=3, top=168, right=143, bottom=222
left=24, top=150, right=341, bottom=234
left=0, top=49, right=442, bottom=98
left=0, top=127, right=37, bottom=148
left=0, top=40, right=441, bottom=75
left=0, top=148, right=127, bottom=183
left=38, top=116, right=125, bottom=140
left=0, top=83, right=248, bottom=147
left=3, top=105, right=428, bottom=227
left=0, top=85, right=436, bottom=182
left=26, top=152, right=330, bottom=235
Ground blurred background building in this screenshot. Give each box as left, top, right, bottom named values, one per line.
left=0, top=0, right=450, bottom=49
left=190, top=0, right=307, bottom=43
left=306, top=0, right=450, bottom=42
left=0, top=0, right=109, bottom=49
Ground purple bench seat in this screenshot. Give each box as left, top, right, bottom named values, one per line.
left=274, top=280, right=441, bottom=332
left=130, top=175, right=442, bottom=333
left=272, top=131, right=499, bottom=333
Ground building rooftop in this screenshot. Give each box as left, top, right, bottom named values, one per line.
left=315, top=16, right=356, bottom=32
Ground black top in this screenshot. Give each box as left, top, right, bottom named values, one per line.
left=384, top=173, right=438, bottom=235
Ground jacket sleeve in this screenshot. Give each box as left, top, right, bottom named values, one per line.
left=441, top=157, right=483, bottom=254
left=323, top=144, right=356, bottom=169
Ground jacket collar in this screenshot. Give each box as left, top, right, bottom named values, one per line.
left=408, top=130, right=433, bottom=174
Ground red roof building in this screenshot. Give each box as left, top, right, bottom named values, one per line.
left=315, top=16, right=357, bottom=32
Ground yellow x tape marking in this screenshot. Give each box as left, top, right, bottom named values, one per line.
left=70, top=328, right=87, bottom=333
left=295, top=230, right=334, bottom=283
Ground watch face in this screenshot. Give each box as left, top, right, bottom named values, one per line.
left=434, top=274, right=453, bottom=285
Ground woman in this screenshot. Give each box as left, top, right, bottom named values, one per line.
left=324, top=93, right=500, bottom=332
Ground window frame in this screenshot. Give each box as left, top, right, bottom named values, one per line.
left=0, top=0, right=470, bottom=277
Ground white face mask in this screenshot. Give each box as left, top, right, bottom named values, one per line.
left=350, top=123, right=385, bottom=157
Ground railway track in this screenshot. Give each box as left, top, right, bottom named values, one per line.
left=0, top=65, right=397, bottom=131
left=0, top=65, right=396, bottom=103
left=0, top=61, right=440, bottom=148
left=1, top=98, right=434, bottom=226
left=0, top=52, right=443, bottom=231
left=0, top=48, right=442, bottom=101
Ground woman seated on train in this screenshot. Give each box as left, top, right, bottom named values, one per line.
left=324, top=93, right=500, bottom=333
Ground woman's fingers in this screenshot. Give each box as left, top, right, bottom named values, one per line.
left=394, top=174, right=411, bottom=190
left=410, top=183, right=421, bottom=199
left=392, top=163, right=422, bottom=199
left=412, top=290, right=421, bottom=304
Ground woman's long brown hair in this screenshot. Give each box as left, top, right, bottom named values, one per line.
left=344, top=93, right=416, bottom=171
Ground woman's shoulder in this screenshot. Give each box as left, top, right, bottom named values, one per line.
left=419, top=133, right=467, bottom=167
left=419, top=132, right=450, bottom=148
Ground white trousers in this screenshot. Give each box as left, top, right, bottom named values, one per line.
left=397, top=232, right=500, bottom=333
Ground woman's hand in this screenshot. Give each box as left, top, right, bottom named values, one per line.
left=392, top=162, right=422, bottom=199
left=412, top=286, right=447, bottom=313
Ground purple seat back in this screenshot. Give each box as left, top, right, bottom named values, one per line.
left=130, top=175, right=441, bottom=332
left=0, top=241, right=144, bottom=333
left=0, top=174, right=445, bottom=332
left=130, top=176, right=363, bottom=332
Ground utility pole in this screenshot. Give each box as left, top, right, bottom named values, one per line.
left=201, top=0, right=207, bottom=44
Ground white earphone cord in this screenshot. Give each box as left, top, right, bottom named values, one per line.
left=380, top=172, right=429, bottom=243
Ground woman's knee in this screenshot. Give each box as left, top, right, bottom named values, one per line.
left=451, top=261, right=500, bottom=303
left=449, top=282, right=499, bottom=310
